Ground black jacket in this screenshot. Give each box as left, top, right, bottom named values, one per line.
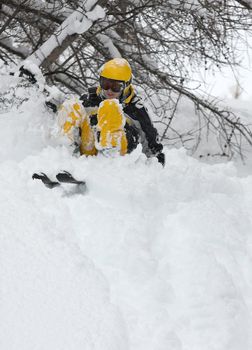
left=80, top=87, right=164, bottom=160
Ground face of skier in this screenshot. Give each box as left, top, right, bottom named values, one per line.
left=100, top=77, right=124, bottom=99
left=103, top=89, right=121, bottom=99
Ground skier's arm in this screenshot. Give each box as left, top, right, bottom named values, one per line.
left=138, top=107, right=165, bottom=166
left=124, top=100, right=165, bottom=165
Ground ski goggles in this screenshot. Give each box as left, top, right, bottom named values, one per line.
left=100, top=77, right=125, bottom=93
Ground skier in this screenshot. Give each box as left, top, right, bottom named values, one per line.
left=58, top=58, right=165, bottom=165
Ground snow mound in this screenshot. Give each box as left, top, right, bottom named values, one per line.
left=1, top=80, right=252, bottom=350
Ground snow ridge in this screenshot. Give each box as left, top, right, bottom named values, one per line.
left=0, top=80, right=252, bottom=350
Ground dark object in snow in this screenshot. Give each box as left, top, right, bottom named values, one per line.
left=19, top=66, right=37, bottom=84
left=56, top=171, right=85, bottom=186
left=32, top=171, right=86, bottom=194
left=156, top=152, right=165, bottom=166
left=45, top=101, right=57, bottom=113
left=32, top=172, right=60, bottom=188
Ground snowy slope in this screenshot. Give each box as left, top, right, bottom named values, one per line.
left=1, top=77, right=252, bottom=350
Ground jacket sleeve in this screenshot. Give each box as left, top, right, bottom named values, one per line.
left=124, top=98, right=163, bottom=156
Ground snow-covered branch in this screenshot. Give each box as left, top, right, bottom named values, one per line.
left=24, top=2, right=105, bottom=69
left=97, top=34, right=122, bottom=58
left=234, top=0, right=252, bottom=10
left=0, top=37, right=30, bottom=59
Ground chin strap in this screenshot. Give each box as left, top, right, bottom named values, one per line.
left=121, top=84, right=135, bottom=104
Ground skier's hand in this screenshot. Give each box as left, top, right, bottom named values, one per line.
left=150, top=141, right=163, bottom=154
left=157, top=152, right=165, bottom=167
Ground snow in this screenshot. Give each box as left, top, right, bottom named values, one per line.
left=97, top=34, right=122, bottom=58
left=1, top=74, right=252, bottom=350
left=86, top=5, right=106, bottom=21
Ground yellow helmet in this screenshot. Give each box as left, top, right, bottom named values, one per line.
left=100, top=58, right=132, bottom=84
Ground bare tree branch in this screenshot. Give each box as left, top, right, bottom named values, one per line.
left=1, top=0, right=252, bottom=157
